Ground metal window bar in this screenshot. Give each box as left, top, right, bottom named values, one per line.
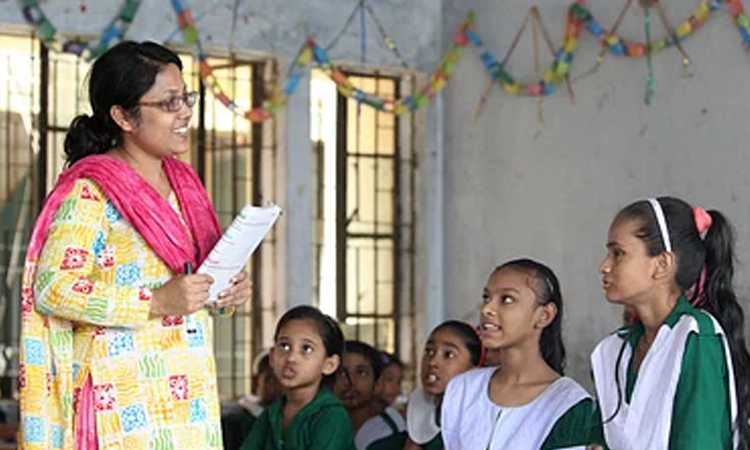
left=46, top=46, right=91, bottom=193
left=0, top=34, right=40, bottom=398
left=196, top=56, right=270, bottom=399
left=256, top=60, right=280, bottom=357
left=312, top=138, right=324, bottom=307
left=403, top=74, right=419, bottom=380
left=334, top=72, right=413, bottom=356
left=250, top=61, right=264, bottom=367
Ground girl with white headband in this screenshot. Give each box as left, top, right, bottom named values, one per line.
left=593, top=197, right=750, bottom=450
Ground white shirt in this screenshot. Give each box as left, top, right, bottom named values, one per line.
left=441, top=367, right=589, bottom=450
left=407, top=388, right=441, bottom=445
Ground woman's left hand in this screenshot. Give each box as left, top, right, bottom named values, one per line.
left=214, top=270, right=251, bottom=309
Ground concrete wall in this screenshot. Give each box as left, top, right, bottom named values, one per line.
left=442, top=0, right=750, bottom=385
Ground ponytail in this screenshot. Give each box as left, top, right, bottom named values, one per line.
left=64, top=114, right=120, bottom=166
left=703, top=210, right=750, bottom=449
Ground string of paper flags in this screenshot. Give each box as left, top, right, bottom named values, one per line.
left=170, top=0, right=471, bottom=120
left=20, top=0, right=141, bottom=60
left=17, top=0, right=750, bottom=120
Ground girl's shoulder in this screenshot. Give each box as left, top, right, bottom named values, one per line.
left=550, top=376, right=591, bottom=400
left=304, top=389, right=351, bottom=426
left=536, top=376, right=592, bottom=413
left=443, top=367, right=498, bottom=413
left=677, top=306, right=722, bottom=337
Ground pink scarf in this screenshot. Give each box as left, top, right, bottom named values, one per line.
left=20, top=155, right=221, bottom=449
left=27, top=154, right=220, bottom=271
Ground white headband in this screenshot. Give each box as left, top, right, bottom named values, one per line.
left=648, top=198, right=672, bottom=252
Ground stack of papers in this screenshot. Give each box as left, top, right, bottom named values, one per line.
left=198, top=204, right=282, bottom=301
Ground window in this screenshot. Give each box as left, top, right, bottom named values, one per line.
left=0, top=33, right=277, bottom=399
left=311, top=69, right=417, bottom=362
left=188, top=56, right=280, bottom=398
left=0, top=34, right=39, bottom=400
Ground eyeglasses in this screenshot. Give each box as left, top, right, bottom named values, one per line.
left=138, top=91, right=198, bottom=112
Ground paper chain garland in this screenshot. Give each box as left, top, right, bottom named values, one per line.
left=20, top=0, right=141, bottom=60
left=171, top=0, right=471, bottom=120
left=172, top=0, right=288, bottom=121
left=471, top=0, right=750, bottom=98
left=173, top=0, right=750, bottom=117
left=583, top=0, right=750, bottom=58
left=311, top=30, right=469, bottom=115
left=19, top=0, right=750, bottom=118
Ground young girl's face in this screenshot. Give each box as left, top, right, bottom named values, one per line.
left=271, top=319, right=339, bottom=391
left=421, top=327, right=474, bottom=397
left=333, top=352, right=377, bottom=410
left=479, top=267, right=555, bottom=350
left=375, top=363, right=403, bottom=406
left=599, top=218, right=660, bottom=306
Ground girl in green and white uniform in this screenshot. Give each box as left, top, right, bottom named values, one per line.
left=404, top=320, right=484, bottom=450
left=593, top=197, right=750, bottom=450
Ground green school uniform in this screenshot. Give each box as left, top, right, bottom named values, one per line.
left=222, top=403, right=259, bottom=450
left=623, top=297, right=732, bottom=450
left=540, top=398, right=607, bottom=450
left=362, top=410, right=407, bottom=450
left=240, top=389, right=356, bottom=450
left=422, top=433, right=443, bottom=450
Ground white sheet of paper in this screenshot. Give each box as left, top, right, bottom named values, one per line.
left=198, top=203, right=282, bottom=301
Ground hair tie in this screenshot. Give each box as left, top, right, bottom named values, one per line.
left=693, top=206, right=713, bottom=236
left=686, top=265, right=708, bottom=307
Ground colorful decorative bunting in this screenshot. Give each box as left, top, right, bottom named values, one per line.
left=171, top=0, right=474, bottom=121
left=468, top=7, right=582, bottom=99
left=172, top=0, right=320, bottom=121
left=19, top=0, right=750, bottom=118
left=470, top=0, right=750, bottom=101
left=311, top=19, right=472, bottom=115
left=20, top=0, right=141, bottom=60
left=580, top=0, right=750, bottom=58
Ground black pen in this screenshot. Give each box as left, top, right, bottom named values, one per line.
left=184, top=262, right=197, bottom=334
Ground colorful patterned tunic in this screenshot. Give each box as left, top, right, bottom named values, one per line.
left=22, top=178, right=223, bottom=450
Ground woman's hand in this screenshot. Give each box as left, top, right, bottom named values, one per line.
left=212, top=270, right=251, bottom=309
left=150, top=274, right=214, bottom=317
